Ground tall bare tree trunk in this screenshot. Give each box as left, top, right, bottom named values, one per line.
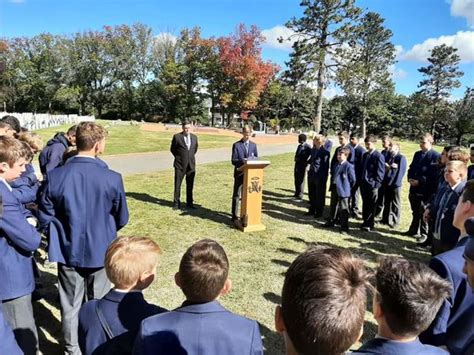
left=314, top=63, right=326, bottom=133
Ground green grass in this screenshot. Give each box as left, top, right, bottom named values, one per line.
left=36, top=140, right=432, bottom=354
left=34, top=120, right=237, bottom=155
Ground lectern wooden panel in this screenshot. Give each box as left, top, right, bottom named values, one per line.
left=236, top=160, right=270, bottom=232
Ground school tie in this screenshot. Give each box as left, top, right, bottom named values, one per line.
left=245, top=142, right=249, bottom=158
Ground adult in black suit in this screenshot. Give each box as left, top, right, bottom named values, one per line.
left=170, top=121, right=198, bottom=209
left=293, top=133, right=311, bottom=200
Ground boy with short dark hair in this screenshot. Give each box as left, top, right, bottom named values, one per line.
left=133, top=239, right=263, bottom=354
left=39, top=121, right=129, bottom=355
left=0, top=115, right=21, bottom=134
left=79, top=236, right=166, bottom=355
left=275, top=246, right=369, bottom=355
left=354, top=257, right=450, bottom=354
left=325, top=147, right=356, bottom=233
left=39, top=124, right=76, bottom=179
left=330, top=131, right=354, bottom=172
left=0, top=136, right=42, bottom=355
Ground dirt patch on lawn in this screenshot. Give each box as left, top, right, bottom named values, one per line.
left=141, top=123, right=298, bottom=145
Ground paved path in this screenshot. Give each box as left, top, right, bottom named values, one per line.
left=102, top=143, right=297, bottom=175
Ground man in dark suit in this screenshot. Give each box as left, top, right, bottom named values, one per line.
left=406, top=133, right=440, bottom=242
left=293, top=133, right=311, bottom=201
left=330, top=131, right=355, bottom=172
left=350, top=133, right=366, bottom=218
left=231, top=126, right=258, bottom=221
left=170, top=121, right=199, bottom=209
left=381, top=142, right=407, bottom=228
left=360, top=135, right=385, bottom=232
left=375, top=135, right=392, bottom=218
left=39, top=122, right=129, bottom=355
left=419, top=180, right=474, bottom=354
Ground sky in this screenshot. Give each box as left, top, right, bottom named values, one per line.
left=0, top=0, right=473, bottom=99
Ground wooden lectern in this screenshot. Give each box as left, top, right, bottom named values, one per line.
left=235, top=160, right=271, bottom=232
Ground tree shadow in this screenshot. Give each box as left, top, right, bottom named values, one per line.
left=35, top=301, right=62, bottom=355
left=263, top=201, right=316, bottom=226
left=263, top=292, right=282, bottom=305
left=126, top=192, right=232, bottom=226
left=271, top=259, right=291, bottom=268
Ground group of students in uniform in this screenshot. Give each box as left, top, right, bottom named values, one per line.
left=1, top=114, right=474, bottom=355
left=294, top=131, right=408, bottom=234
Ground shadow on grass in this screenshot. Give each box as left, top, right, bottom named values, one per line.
left=259, top=322, right=284, bottom=354
left=126, top=192, right=232, bottom=226
left=263, top=292, right=282, bottom=305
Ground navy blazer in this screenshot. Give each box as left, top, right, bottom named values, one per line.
left=231, top=140, right=258, bottom=178
left=307, top=147, right=330, bottom=181
left=433, top=181, right=466, bottom=250
left=39, top=133, right=70, bottom=178
left=0, top=181, right=41, bottom=300
left=408, top=149, right=441, bottom=199
left=419, top=238, right=474, bottom=354
left=294, top=142, right=311, bottom=168
left=133, top=300, right=263, bottom=355
left=330, top=162, right=355, bottom=198
left=352, top=144, right=367, bottom=182
left=78, top=289, right=166, bottom=355
left=0, top=307, right=22, bottom=355
left=385, top=153, right=407, bottom=188
left=468, top=165, right=474, bottom=181
left=330, top=144, right=355, bottom=171
left=361, top=150, right=385, bottom=189
left=170, top=132, right=198, bottom=172
left=353, top=337, right=448, bottom=354
left=10, top=163, right=39, bottom=204
left=38, top=156, right=129, bottom=268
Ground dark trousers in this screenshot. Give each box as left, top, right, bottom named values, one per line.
left=2, top=294, right=38, bottom=355
left=173, top=167, right=195, bottom=206
left=350, top=183, right=361, bottom=215
left=294, top=165, right=306, bottom=199
left=408, top=193, right=428, bottom=237
left=328, top=189, right=350, bottom=230
left=308, top=178, right=327, bottom=216
left=58, top=264, right=110, bottom=355
left=231, top=174, right=244, bottom=218
left=361, top=183, right=379, bottom=228
left=375, top=183, right=386, bottom=217
left=382, top=186, right=401, bottom=227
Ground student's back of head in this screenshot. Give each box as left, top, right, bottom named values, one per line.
left=374, top=257, right=451, bottom=338
left=276, top=246, right=370, bottom=355
left=177, top=239, right=229, bottom=303
left=75, top=121, right=107, bottom=152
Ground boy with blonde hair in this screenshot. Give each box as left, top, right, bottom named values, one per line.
left=79, top=236, right=166, bottom=355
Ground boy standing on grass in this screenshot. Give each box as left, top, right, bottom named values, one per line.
left=325, top=147, right=355, bottom=234
left=0, top=136, right=42, bottom=355
left=79, top=236, right=167, bottom=354
left=39, top=121, right=129, bottom=355
left=39, top=124, right=76, bottom=179
left=134, top=239, right=263, bottom=355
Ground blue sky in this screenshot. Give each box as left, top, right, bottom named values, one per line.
left=1, top=0, right=473, bottom=98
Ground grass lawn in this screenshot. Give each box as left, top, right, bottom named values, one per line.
left=35, top=140, right=433, bottom=354
left=34, top=120, right=237, bottom=155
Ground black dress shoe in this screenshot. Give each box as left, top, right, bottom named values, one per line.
left=186, top=204, right=197, bottom=209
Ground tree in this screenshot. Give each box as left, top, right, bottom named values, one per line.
left=417, top=44, right=463, bottom=137
left=336, top=12, right=396, bottom=137
left=217, top=24, right=279, bottom=125
left=284, top=0, right=361, bottom=132
left=453, top=87, right=474, bottom=145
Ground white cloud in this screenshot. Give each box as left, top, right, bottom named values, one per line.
left=154, top=32, right=177, bottom=44
left=450, top=0, right=474, bottom=28
left=261, top=25, right=295, bottom=51
left=390, top=65, right=408, bottom=80
left=398, top=31, right=474, bottom=63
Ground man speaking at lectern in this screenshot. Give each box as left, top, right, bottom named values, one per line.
left=231, top=125, right=258, bottom=221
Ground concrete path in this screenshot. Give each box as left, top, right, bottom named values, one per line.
left=102, top=143, right=297, bottom=176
